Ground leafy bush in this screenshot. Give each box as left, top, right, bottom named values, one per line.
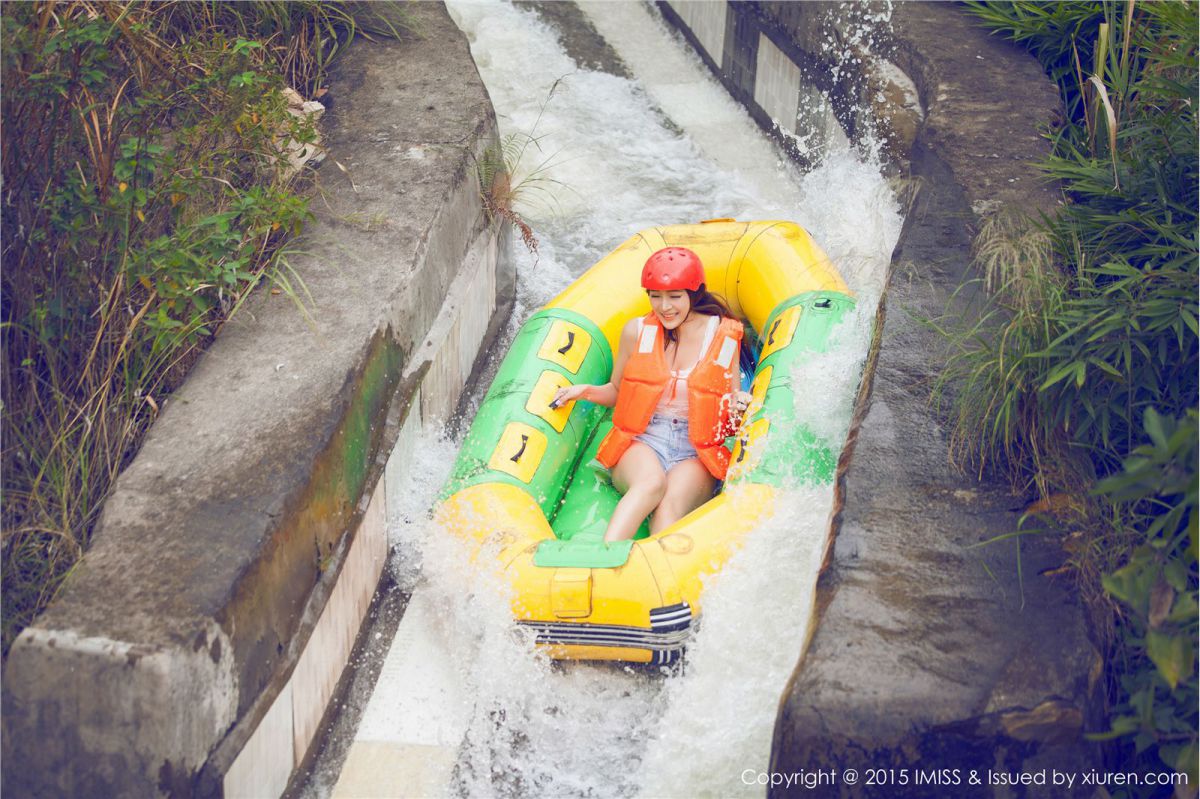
left=0, top=2, right=408, bottom=656
left=1095, top=409, right=1197, bottom=784
left=941, top=2, right=1198, bottom=792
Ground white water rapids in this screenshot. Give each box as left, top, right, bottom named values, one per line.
left=349, top=3, right=902, bottom=797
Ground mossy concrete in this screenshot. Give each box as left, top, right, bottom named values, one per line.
left=1, top=3, right=509, bottom=796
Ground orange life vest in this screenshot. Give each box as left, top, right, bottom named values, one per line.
left=596, top=314, right=744, bottom=479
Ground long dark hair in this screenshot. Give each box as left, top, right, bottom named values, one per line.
left=665, top=286, right=755, bottom=382
left=663, top=283, right=734, bottom=344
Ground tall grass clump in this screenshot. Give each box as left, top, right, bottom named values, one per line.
left=472, top=77, right=578, bottom=261
left=938, top=2, right=1198, bottom=791
left=0, top=2, right=409, bottom=658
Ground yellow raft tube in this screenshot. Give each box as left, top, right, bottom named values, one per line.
left=435, top=219, right=853, bottom=664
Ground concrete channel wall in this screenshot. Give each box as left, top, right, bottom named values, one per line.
left=659, top=2, right=1104, bottom=793
left=1, top=5, right=510, bottom=797
left=658, top=1, right=923, bottom=170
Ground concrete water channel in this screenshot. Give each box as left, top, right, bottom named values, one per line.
left=300, top=2, right=901, bottom=795
left=2, top=2, right=1101, bottom=797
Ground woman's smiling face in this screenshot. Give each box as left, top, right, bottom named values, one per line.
left=647, top=289, right=691, bottom=329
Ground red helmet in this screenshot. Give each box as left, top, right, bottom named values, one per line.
left=641, top=247, right=704, bottom=291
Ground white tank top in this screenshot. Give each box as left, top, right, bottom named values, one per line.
left=639, top=315, right=719, bottom=419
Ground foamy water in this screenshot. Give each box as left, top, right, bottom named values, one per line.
left=382, top=2, right=903, bottom=797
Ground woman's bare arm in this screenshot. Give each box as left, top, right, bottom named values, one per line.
left=552, top=318, right=639, bottom=409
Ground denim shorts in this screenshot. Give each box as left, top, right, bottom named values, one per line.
left=634, top=413, right=699, bottom=473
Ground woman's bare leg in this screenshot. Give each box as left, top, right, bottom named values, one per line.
left=649, top=459, right=716, bottom=534
left=605, top=443, right=668, bottom=543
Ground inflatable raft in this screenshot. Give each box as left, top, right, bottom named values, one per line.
left=436, top=219, right=853, bottom=664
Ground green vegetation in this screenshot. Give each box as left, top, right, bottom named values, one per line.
left=0, top=2, right=409, bottom=656
left=939, top=1, right=1197, bottom=791
left=473, top=77, right=576, bottom=260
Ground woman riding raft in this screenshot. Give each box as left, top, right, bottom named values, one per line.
left=551, top=247, right=753, bottom=542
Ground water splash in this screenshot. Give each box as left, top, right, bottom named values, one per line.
left=633, top=486, right=828, bottom=799
left=382, top=1, right=904, bottom=796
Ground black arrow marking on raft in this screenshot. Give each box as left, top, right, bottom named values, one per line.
left=557, top=332, right=575, bottom=355
left=736, top=440, right=748, bottom=463
left=510, top=435, right=529, bottom=463
left=815, top=298, right=832, bottom=309
left=768, top=318, right=781, bottom=345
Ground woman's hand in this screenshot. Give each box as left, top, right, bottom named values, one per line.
left=729, top=390, right=753, bottom=416
left=550, top=384, right=590, bottom=409
left=719, top=390, right=754, bottom=436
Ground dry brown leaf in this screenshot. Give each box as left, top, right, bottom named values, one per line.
left=1149, top=580, right=1175, bottom=629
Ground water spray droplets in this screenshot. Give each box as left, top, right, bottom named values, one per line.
left=414, top=2, right=905, bottom=796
